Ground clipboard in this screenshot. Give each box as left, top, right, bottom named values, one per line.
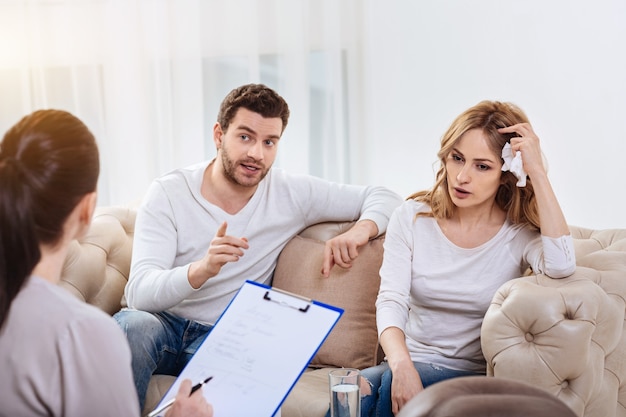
left=150, top=280, right=344, bottom=417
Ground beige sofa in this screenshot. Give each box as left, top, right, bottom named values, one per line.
left=60, top=206, right=626, bottom=417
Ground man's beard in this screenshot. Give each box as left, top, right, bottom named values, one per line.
left=221, top=147, right=269, bottom=187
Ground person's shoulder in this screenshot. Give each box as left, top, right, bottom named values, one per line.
left=501, top=220, right=540, bottom=242
left=54, top=291, right=129, bottom=350
left=388, top=200, right=433, bottom=227
left=156, top=160, right=209, bottom=184
left=146, top=160, right=210, bottom=203
left=262, top=167, right=317, bottom=189
left=22, top=278, right=121, bottom=336
left=34, top=278, right=112, bottom=319
left=505, top=220, right=537, bottom=233
left=397, top=199, right=430, bottom=214
left=266, top=166, right=304, bottom=181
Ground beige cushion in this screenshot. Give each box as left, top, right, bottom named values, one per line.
left=143, top=375, right=177, bottom=417
left=280, top=368, right=336, bottom=417
left=272, top=234, right=384, bottom=370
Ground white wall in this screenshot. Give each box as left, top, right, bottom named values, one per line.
left=363, top=0, right=626, bottom=229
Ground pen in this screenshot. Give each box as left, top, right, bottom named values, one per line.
left=147, top=376, right=213, bottom=417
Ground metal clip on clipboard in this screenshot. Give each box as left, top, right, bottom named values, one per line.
left=263, top=287, right=311, bottom=313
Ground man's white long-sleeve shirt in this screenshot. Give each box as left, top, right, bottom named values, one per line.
left=376, top=200, right=576, bottom=373
left=125, top=160, right=402, bottom=325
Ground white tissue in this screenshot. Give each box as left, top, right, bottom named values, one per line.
left=501, top=143, right=527, bottom=187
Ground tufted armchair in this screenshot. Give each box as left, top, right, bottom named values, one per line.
left=482, top=226, right=626, bottom=417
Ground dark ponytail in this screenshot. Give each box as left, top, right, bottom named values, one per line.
left=0, top=110, right=99, bottom=329
left=0, top=159, right=40, bottom=328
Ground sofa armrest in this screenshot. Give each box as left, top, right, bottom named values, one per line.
left=60, top=206, right=135, bottom=315
left=482, top=226, right=626, bottom=417
left=481, top=267, right=626, bottom=417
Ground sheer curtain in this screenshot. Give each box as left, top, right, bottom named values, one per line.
left=0, top=0, right=366, bottom=205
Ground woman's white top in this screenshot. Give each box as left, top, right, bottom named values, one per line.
left=376, top=200, right=576, bottom=372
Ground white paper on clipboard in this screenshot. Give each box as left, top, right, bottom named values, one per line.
left=150, top=280, right=343, bottom=417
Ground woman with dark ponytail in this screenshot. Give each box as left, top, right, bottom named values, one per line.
left=0, top=110, right=100, bottom=330
left=0, top=110, right=212, bottom=417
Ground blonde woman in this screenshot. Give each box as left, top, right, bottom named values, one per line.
left=360, top=101, right=575, bottom=416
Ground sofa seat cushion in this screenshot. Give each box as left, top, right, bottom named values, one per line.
left=281, top=368, right=337, bottom=417
left=143, top=374, right=177, bottom=416
left=144, top=369, right=335, bottom=417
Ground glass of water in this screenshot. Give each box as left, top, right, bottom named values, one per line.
left=329, top=368, right=360, bottom=417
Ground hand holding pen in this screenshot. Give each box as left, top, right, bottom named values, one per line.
left=149, top=377, right=214, bottom=417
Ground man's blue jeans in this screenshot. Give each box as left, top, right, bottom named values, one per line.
left=354, top=362, right=482, bottom=417
left=113, top=309, right=213, bottom=412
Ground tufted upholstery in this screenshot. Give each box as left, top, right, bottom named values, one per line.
left=482, top=226, right=626, bottom=417
left=60, top=206, right=135, bottom=315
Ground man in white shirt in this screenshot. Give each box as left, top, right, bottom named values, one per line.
left=114, top=83, right=402, bottom=410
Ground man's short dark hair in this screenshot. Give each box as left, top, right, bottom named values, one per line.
left=217, top=84, right=290, bottom=134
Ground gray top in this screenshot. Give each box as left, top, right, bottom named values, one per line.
left=0, top=276, right=139, bottom=417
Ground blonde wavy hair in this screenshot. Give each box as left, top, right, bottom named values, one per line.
left=409, top=100, right=540, bottom=231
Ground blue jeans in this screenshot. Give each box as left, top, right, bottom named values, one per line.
left=113, top=309, right=213, bottom=412
left=356, top=362, right=482, bottom=417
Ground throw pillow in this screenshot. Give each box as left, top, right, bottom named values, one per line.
left=272, top=235, right=384, bottom=370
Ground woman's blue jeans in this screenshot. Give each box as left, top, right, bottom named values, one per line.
left=113, top=309, right=213, bottom=412
left=347, top=362, right=481, bottom=417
